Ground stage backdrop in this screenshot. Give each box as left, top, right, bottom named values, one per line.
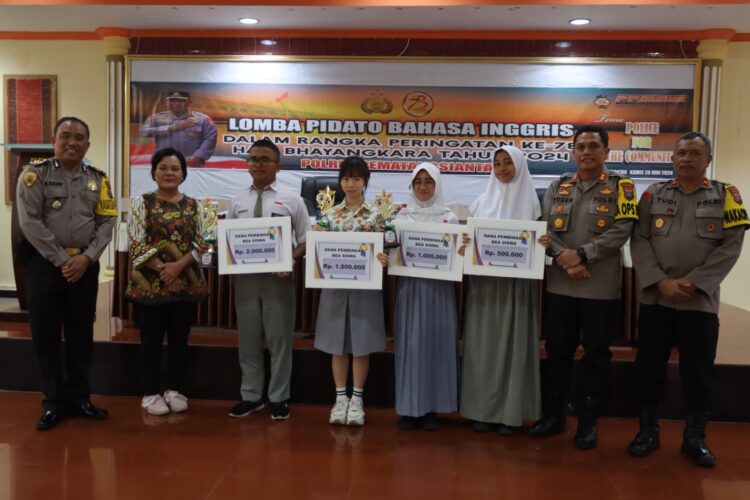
left=127, top=58, right=699, bottom=205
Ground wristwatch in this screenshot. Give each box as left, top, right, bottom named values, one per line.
left=576, top=246, right=588, bottom=262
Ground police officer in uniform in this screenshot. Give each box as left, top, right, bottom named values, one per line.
left=16, top=117, right=117, bottom=430
left=628, top=132, right=748, bottom=466
left=529, top=125, right=638, bottom=449
left=140, top=91, right=217, bottom=168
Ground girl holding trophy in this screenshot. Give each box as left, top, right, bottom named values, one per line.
left=313, top=156, right=389, bottom=426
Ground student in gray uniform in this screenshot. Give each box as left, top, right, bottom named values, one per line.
left=628, top=132, right=748, bottom=467
left=226, top=139, right=309, bottom=421
left=16, top=117, right=117, bottom=430
left=529, top=125, right=638, bottom=449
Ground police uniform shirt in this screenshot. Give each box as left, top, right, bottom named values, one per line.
left=229, top=181, right=309, bottom=246
left=140, top=110, right=217, bottom=164
left=631, top=178, right=749, bottom=314
left=542, top=170, right=638, bottom=300
left=16, top=158, right=118, bottom=267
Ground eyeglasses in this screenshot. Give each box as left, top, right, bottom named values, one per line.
left=247, top=156, right=276, bottom=166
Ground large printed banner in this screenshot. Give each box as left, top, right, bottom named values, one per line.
left=128, top=59, right=698, bottom=204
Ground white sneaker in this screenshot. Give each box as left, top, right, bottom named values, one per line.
left=329, top=398, right=349, bottom=425
left=141, top=394, right=169, bottom=416
left=346, top=400, right=365, bottom=426
left=164, top=391, right=189, bottom=413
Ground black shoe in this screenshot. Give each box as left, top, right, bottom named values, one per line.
left=528, top=415, right=567, bottom=438
left=36, top=409, right=64, bottom=431
left=228, top=400, right=264, bottom=418
left=472, top=421, right=493, bottom=433
left=76, top=402, right=108, bottom=420
left=574, top=421, right=598, bottom=450
left=398, top=416, right=420, bottom=430
left=271, top=401, right=290, bottom=421
left=498, top=424, right=523, bottom=436
left=681, top=437, right=716, bottom=467
left=422, top=413, right=440, bottom=431
left=628, top=429, right=660, bottom=457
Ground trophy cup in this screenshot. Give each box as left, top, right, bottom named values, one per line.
left=200, top=198, right=219, bottom=267
left=374, top=189, right=399, bottom=249
left=315, top=185, right=336, bottom=229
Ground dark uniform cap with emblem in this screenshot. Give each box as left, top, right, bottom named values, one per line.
left=166, top=91, right=189, bottom=100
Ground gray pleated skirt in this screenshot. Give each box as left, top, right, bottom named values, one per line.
left=459, top=275, right=541, bottom=426
left=394, top=277, right=459, bottom=417
left=314, top=288, right=386, bottom=356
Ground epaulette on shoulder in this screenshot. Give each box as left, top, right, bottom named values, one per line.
left=25, top=157, right=52, bottom=169
left=87, top=165, right=108, bottom=177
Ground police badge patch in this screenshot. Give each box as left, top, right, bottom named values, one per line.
left=23, top=171, right=38, bottom=187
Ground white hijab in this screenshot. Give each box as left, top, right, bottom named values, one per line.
left=397, top=162, right=455, bottom=223
left=470, top=146, right=541, bottom=220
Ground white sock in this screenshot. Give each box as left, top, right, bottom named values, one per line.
left=351, top=387, right=364, bottom=405
left=336, top=387, right=348, bottom=402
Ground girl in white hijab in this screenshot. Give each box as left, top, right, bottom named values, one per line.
left=460, top=146, right=543, bottom=434
left=391, top=162, right=460, bottom=430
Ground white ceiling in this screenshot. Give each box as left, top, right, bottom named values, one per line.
left=0, top=4, right=749, bottom=33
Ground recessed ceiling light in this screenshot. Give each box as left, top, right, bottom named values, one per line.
left=260, top=39, right=277, bottom=46
left=569, top=18, right=591, bottom=26
left=556, top=41, right=572, bottom=49
left=239, top=17, right=259, bottom=25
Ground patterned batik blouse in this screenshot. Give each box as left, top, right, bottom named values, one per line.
left=321, top=200, right=384, bottom=232
left=125, top=192, right=208, bottom=304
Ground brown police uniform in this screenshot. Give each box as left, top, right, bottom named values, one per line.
left=631, top=178, right=748, bottom=417
left=541, top=170, right=638, bottom=418
left=16, top=158, right=117, bottom=411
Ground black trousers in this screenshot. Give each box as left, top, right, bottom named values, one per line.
left=541, top=291, right=620, bottom=414
left=636, top=303, right=719, bottom=413
left=26, top=252, right=100, bottom=411
left=137, top=302, right=196, bottom=396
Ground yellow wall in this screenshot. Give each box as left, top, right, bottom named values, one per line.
left=1, top=39, right=749, bottom=311
left=0, top=40, right=108, bottom=291
left=716, top=42, right=750, bottom=311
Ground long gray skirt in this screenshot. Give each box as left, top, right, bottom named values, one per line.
left=394, top=277, right=459, bottom=417
left=314, top=289, right=386, bottom=356
left=460, top=276, right=541, bottom=426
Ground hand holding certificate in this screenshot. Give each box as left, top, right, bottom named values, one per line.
left=217, top=217, right=293, bottom=275
left=387, top=221, right=464, bottom=282
left=463, top=218, right=547, bottom=280
left=305, top=231, right=384, bottom=290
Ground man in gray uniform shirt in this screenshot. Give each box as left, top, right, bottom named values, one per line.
left=529, top=125, right=638, bottom=449
left=140, top=91, right=217, bottom=168
left=16, top=117, right=117, bottom=430
left=628, top=132, right=748, bottom=467
left=226, top=139, right=309, bottom=421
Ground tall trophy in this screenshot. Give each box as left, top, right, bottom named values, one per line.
left=374, top=189, right=399, bottom=249
left=200, top=198, right=219, bottom=267
left=315, top=185, right=336, bottom=229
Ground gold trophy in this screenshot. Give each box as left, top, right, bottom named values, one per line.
left=374, top=189, right=399, bottom=249
left=200, top=198, right=219, bottom=267
left=315, top=185, right=336, bottom=229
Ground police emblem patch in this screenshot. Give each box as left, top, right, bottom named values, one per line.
left=596, top=218, right=607, bottom=229
left=595, top=204, right=609, bottom=213
left=654, top=217, right=665, bottom=230
left=707, top=223, right=715, bottom=232
left=87, top=180, right=97, bottom=191
left=23, top=171, right=38, bottom=187
left=558, top=188, right=570, bottom=196
left=52, top=200, right=62, bottom=210
left=598, top=187, right=614, bottom=196
left=621, top=182, right=635, bottom=201
left=729, top=186, right=743, bottom=204
left=555, top=203, right=565, bottom=213
left=554, top=218, right=564, bottom=229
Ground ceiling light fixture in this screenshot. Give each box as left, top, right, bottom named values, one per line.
left=568, top=18, right=591, bottom=26
left=260, top=39, right=277, bottom=46
left=555, top=41, right=572, bottom=49
left=239, top=17, right=259, bottom=25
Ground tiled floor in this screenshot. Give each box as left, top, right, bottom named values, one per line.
left=1, top=392, right=749, bottom=500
